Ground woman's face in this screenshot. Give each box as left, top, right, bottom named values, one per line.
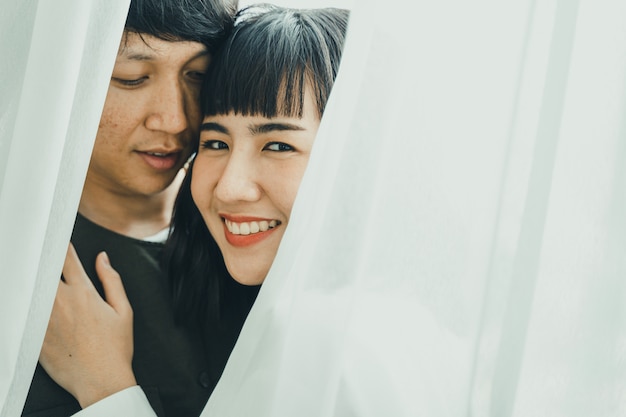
left=191, top=88, right=320, bottom=285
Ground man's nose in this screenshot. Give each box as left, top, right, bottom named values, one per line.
left=145, top=80, right=189, bottom=134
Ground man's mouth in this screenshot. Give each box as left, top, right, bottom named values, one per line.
left=137, top=150, right=181, bottom=170
left=146, top=152, right=172, bottom=157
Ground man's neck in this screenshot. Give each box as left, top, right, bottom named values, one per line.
left=78, top=172, right=184, bottom=240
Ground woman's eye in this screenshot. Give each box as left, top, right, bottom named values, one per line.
left=264, top=142, right=294, bottom=152
left=201, top=140, right=228, bottom=150
left=112, top=76, right=148, bottom=87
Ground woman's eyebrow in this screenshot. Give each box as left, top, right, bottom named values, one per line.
left=249, top=122, right=305, bottom=135
left=200, top=122, right=229, bottom=134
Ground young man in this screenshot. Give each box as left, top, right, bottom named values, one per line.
left=21, top=1, right=237, bottom=416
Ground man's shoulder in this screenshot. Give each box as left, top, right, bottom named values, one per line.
left=72, top=213, right=165, bottom=253
left=71, top=213, right=166, bottom=286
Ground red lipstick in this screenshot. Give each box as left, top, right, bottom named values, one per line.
left=221, top=215, right=281, bottom=247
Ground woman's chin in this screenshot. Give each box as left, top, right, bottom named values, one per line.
left=229, top=269, right=267, bottom=286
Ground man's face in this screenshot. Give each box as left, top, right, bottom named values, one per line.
left=88, top=32, right=208, bottom=197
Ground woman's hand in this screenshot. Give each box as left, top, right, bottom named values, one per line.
left=39, top=244, right=137, bottom=408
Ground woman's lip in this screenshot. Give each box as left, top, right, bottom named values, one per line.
left=222, top=221, right=279, bottom=247
left=221, top=214, right=276, bottom=223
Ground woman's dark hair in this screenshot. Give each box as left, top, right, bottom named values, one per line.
left=124, top=0, right=238, bottom=52
left=202, top=3, right=349, bottom=118
left=164, top=166, right=227, bottom=325
left=164, top=4, right=350, bottom=325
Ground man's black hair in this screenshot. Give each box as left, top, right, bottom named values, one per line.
left=125, top=0, right=238, bottom=52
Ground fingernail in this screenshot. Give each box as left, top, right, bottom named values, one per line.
left=101, top=251, right=110, bottom=266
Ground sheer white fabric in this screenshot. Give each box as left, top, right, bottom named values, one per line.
left=2, top=0, right=625, bottom=416
left=204, top=0, right=626, bottom=416
left=0, top=0, right=129, bottom=415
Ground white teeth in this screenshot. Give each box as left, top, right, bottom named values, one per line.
left=225, top=219, right=279, bottom=236
left=148, top=152, right=167, bottom=157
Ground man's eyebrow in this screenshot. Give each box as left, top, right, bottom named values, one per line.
left=249, top=122, right=305, bottom=135
left=119, top=48, right=209, bottom=62
left=200, top=122, right=228, bottom=134
left=124, top=53, right=155, bottom=61
left=184, top=49, right=211, bottom=61
left=118, top=49, right=156, bottom=61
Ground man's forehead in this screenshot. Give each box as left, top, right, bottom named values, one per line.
left=117, top=32, right=207, bottom=59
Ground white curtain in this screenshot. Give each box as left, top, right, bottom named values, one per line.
left=2, top=0, right=625, bottom=416
left=0, top=1, right=129, bottom=415
left=205, top=0, right=626, bottom=416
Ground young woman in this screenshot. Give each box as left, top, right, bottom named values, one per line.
left=40, top=4, right=349, bottom=416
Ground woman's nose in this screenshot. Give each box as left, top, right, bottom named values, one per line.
left=213, top=154, right=262, bottom=203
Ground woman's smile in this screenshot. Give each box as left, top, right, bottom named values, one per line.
left=221, top=215, right=282, bottom=247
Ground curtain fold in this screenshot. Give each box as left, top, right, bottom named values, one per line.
left=2, top=0, right=625, bottom=415
left=205, top=0, right=626, bottom=416
left=0, top=1, right=129, bottom=415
